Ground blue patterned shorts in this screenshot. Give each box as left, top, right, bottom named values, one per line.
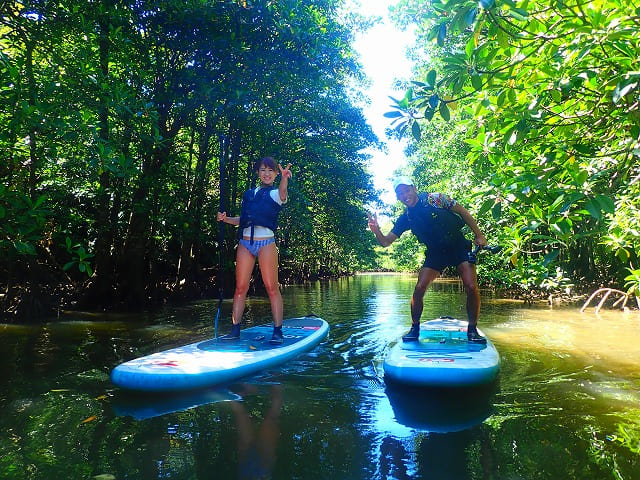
left=239, top=238, right=275, bottom=257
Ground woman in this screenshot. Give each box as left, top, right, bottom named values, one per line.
left=217, top=157, right=292, bottom=344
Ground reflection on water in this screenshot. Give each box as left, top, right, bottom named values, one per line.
left=231, top=383, right=283, bottom=480
left=0, top=273, right=639, bottom=479
left=385, top=383, right=496, bottom=433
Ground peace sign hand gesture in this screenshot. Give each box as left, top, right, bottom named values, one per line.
left=367, top=212, right=380, bottom=232
left=279, top=163, right=292, bottom=180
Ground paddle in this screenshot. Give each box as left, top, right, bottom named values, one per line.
left=467, top=245, right=502, bottom=264
left=214, top=134, right=227, bottom=339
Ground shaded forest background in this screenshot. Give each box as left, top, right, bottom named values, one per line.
left=3, top=0, right=640, bottom=322
left=380, top=0, right=640, bottom=304
left=1, top=0, right=381, bottom=321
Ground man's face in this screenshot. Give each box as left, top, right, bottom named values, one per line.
left=395, top=184, right=418, bottom=207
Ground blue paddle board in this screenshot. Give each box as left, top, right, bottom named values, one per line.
left=383, top=317, right=500, bottom=387
left=111, top=315, right=329, bottom=392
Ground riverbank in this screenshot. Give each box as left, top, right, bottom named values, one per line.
left=3, top=270, right=634, bottom=324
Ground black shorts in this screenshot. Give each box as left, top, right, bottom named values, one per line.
left=422, top=239, right=472, bottom=272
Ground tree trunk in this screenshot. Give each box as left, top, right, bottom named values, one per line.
left=83, top=9, right=116, bottom=307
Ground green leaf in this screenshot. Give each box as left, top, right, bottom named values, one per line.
left=497, top=90, right=507, bottom=107
left=383, top=110, right=404, bottom=118
left=426, top=70, right=437, bottom=87
left=424, top=107, right=435, bottom=121
left=585, top=198, right=602, bottom=220
left=574, top=143, right=593, bottom=155
left=465, top=7, right=478, bottom=26
left=412, top=121, right=422, bottom=142
left=439, top=101, right=451, bottom=121
left=509, top=8, right=529, bottom=22
left=548, top=194, right=565, bottom=213
left=428, top=95, right=439, bottom=109
left=14, top=241, right=36, bottom=255
left=594, top=194, right=615, bottom=214
left=478, top=199, right=494, bottom=216
left=479, top=0, right=495, bottom=9
left=497, top=29, right=510, bottom=49
left=437, top=23, right=447, bottom=47
left=471, top=74, right=483, bottom=91
left=491, top=202, right=502, bottom=220
left=616, top=248, right=630, bottom=262
left=612, top=80, right=638, bottom=104
left=33, top=195, right=47, bottom=209
left=465, top=38, right=475, bottom=57
left=542, top=249, right=560, bottom=267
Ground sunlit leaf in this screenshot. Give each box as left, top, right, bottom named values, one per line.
left=617, top=248, right=630, bottom=262
left=612, top=80, right=638, bottom=103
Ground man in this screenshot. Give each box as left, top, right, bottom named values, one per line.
left=367, top=176, right=488, bottom=343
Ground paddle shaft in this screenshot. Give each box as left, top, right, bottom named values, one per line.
left=215, top=134, right=226, bottom=338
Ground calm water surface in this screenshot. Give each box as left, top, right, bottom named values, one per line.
left=1, top=274, right=639, bottom=479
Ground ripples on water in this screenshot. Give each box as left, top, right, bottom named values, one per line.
left=1, top=274, right=639, bottom=479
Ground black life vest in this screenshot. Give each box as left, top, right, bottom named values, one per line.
left=406, top=193, right=466, bottom=249
left=238, top=187, right=283, bottom=240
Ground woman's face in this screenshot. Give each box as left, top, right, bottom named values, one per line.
left=258, top=164, right=277, bottom=185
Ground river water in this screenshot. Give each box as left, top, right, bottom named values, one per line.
left=1, top=273, right=639, bottom=479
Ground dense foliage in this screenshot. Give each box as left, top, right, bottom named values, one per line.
left=0, top=0, right=380, bottom=320
left=387, top=0, right=640, bottom=297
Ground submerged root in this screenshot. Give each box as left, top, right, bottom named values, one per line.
left=580, top=288, right=640, bottom=314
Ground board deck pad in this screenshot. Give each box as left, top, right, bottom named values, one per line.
left=199, top=318, right=323, bottom=352
left=111, top=316, right=329, bottom=392
left=383, top=317, right=500, bottom=387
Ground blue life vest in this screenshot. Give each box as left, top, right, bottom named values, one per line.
left=238, top=187, right=282, bottom=240
left=406, top=193, right=466, bottom=249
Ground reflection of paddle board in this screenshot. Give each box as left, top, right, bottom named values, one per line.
left=111, top=316, right=329, bottom=392
left=386, top=383, right=496, bottom=432
left=384, top=317, right=500, bottom=387
left=111, top=388, right=241, bottom=420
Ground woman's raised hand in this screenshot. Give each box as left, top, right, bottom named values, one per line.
left=278, top=163, right=292, bottom=179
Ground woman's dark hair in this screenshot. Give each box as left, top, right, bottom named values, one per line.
left=254, top=156, right=277, bottom=172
